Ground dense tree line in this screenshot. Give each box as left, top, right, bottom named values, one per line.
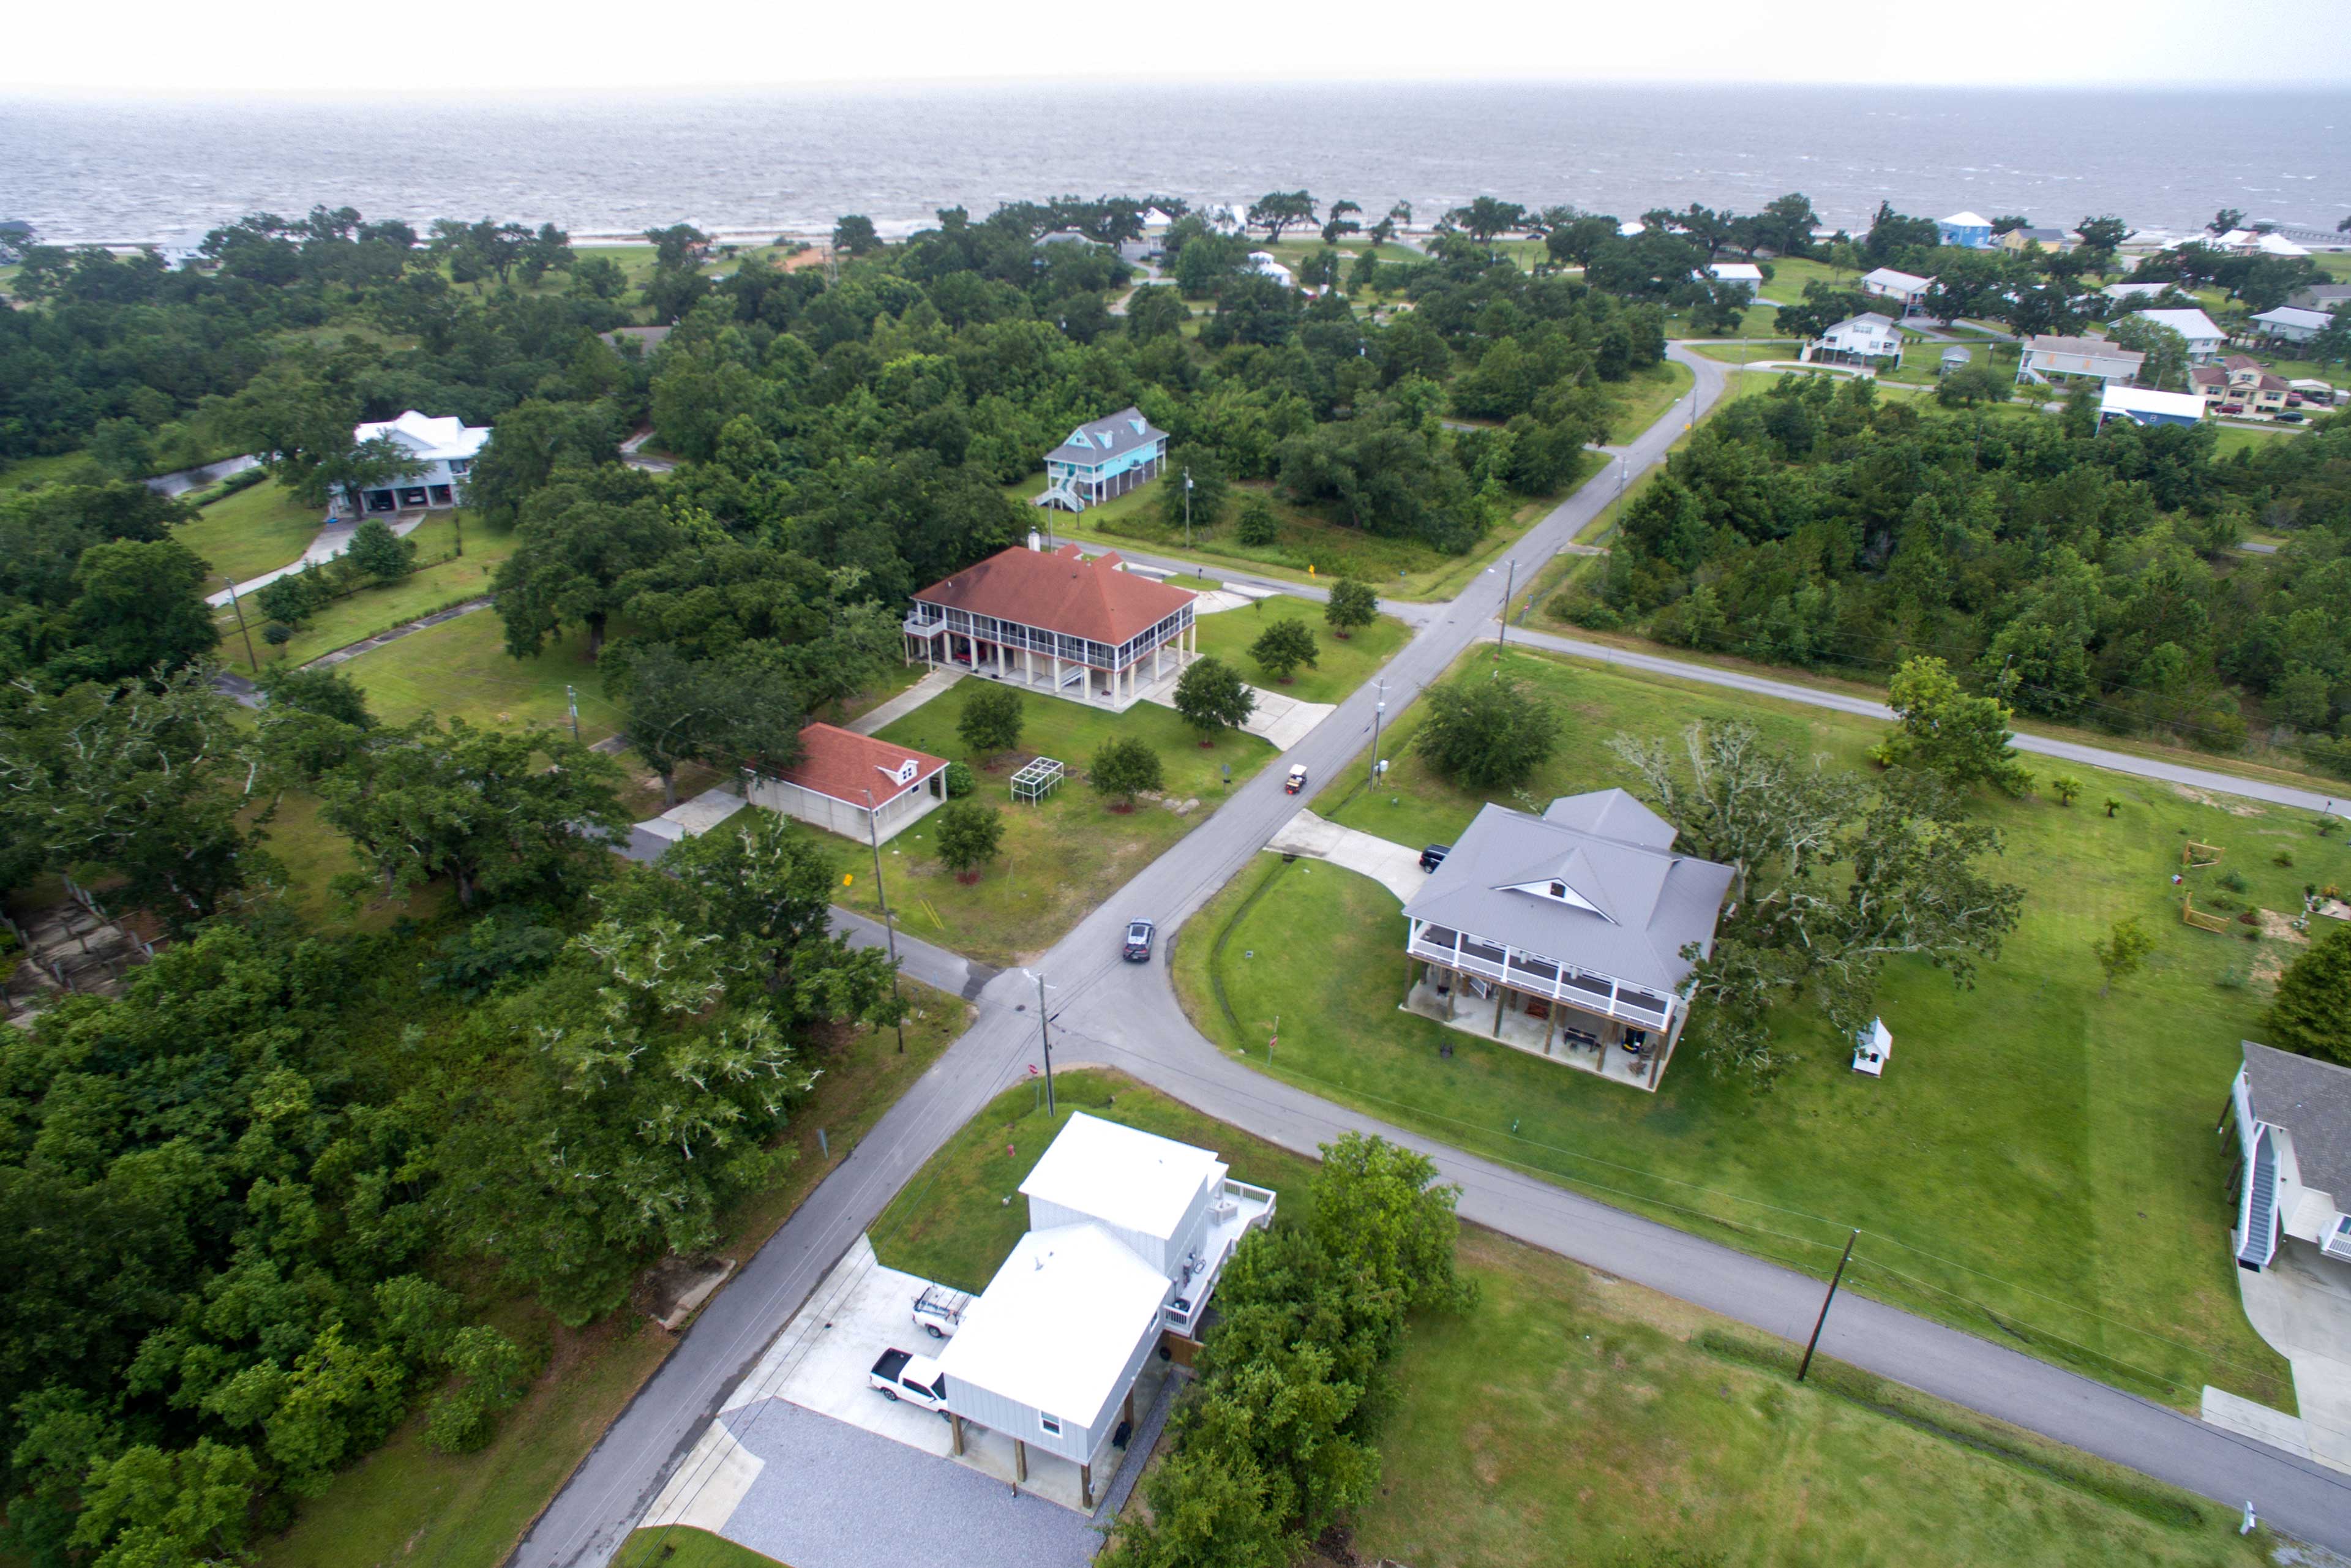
left=1558, top=370, right=2351, bottom=768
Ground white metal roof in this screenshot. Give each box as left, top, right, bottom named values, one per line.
left=1862, top=266, right=1933, bottom=293
left=2132, top=307, right=2224, bottom=342
left=935, top=1223, right=1170, bottom=1425
left=2254, top=306, right=2332, bottom=331
left=355, top=409, right=489, bottom=462
left=1942, top=211, right=1992, bottom=228
left=2100, top=384, right=2205, bottom=421
left=1708, top=262, right=1764, bottom=282
left=1019, top=1112, right=1223, bottom=1243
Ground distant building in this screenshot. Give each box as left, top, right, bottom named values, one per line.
left=1938, top=345, right=1972, bottom=375
left=902, top=542, right=1197, bottom=711
left=2194, top=355, right=2293, bottom=419
left=2130, top=307, right=2226, bottom=362
left=1706, top=261, right=1764, bottom=295
left=2098, top=385, right=2205, bottom=429
left=2287, top=285, right=2351, bottom=314
left=1999, top=226, right=2078, bottom=255
left=1861, top=266, right=1935, bottom=316
left=1035, top=405, right=1169, bottom=512
left=1246, top=250, right=1295, bottom=288
left=2102, top=281, right=2178, bottom=307
left=1033, top=230, right=1101, bottom=250
left=2015, top=334, right=2146, bottom=388
left=336, top=410, right=489, bottom=517
left=2251, top=306, right=2334, bottom=347
left=2210, top=228, right=2311, bottom=259
left=1937, top=211, right=1996, bottom=249
left=1805, top=312, right=1905, bottom=365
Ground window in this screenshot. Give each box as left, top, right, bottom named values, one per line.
left=1040, top=1414, right=1062, bottom=1435
left=1548, top=881, right=1566, bottom=899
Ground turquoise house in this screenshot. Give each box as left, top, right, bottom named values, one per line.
left=1936, top=211, right=1995, bottom=250
left=1035, top=406, right=1169, bottom=512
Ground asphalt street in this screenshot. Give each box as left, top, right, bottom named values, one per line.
left=515, top=345, right=2351, bottom=1564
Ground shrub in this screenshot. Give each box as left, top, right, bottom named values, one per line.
left=2049, top=774, right=2083, bottom=806
left=2267, top=922, right=2351, bottom=1065
left=1248, top=618, right=1319, bottom=683
left=254, top=569, right=326, bottom=628
left=942, top=759, right=977, bottom=798
left=934, top=800, right=1005, bottom=882
left=347, top=517, right=418, bottom=583
left=262, top=621, right=295, bottom=647
left=1089, top=735, right=1163, bottom=809
left=1324, top=579, right=1377, bottom=638
left=1415, top=673, right=1558, bottom=789
left=423, top=1327, right=533, bottom=1455
left=1173, top=656, right=1255, bottom=738
left=2218, top=869, right=2250, bottom=893
left=958, top=684, right=1024, bottom=763
left=1235, top=497, right=1280, bottom=547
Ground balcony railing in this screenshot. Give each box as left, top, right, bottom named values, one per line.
left=2327, top=1214, right=2351, bottom=1264
left=1409, top=926, right=1672, bottom=1031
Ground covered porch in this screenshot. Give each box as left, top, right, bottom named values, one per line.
left=902, top=616, right=1196, bottom=714
left=1404, top=966, right=1674, bottom=1089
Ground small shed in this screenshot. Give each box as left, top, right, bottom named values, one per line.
left=1853, top=1018, right=1892, bottom=1077
left=1938, top=345, right=1972, bottom=375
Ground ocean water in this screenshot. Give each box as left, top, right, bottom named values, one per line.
left=2, top=81, right=2345, bottom=247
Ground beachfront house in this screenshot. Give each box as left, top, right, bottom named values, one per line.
left=1805, top=312, right=1904, bottom=366
left=2227, top=1042, right=2351, bottom=1274
left=1706, top=261, right=1764, bottom=296
left=2131, top=307, right=2226, bottom=362
left=1400, top=789, right=1735, bottom=1092
left=2015, top=334, right=2146, bottom=388
left=1999, top=226, right=2079, bottom=255
left=1035, top=406, right=1169, bottom=512
left=1861, top=266, right=1935, bottom=317
left=335, top=410, right=489, bottom=517
left=2098, top=385, right=2205, bottom=429
left=2251, top=306, right=2334, bottom=347
left=1937, top=211, right=1996, bottom=249
left=902, top=541, right=1196, bottom=711
left=741, top=722, right=948, bottom=846
left=936, top=1113, right=1275, bottom=1507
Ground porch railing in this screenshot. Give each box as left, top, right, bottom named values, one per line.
left=1408, top=927, right=1671, bottom=1031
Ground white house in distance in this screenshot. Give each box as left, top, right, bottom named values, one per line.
left=2229, top=1041, right=2351, bottom=1273
left=1247, top=250, right=1295, bottom=288
left=1861, top=266, right=1935, bottom=317
left=1401, top=789, right=1735, bottom=1090
left=1804, top=312, right=1904, bottom=366
left=2015, top=334, right=2145, bottom=388
left=337, top=410, right=489, bottom=517
left=2251, top=306, right=2335, bottom=347
left=935, top=1113, right=1276, bottom=1507
left=2103, top=281, right=2177, bottom=307
left=2131, top=307, right=2227, bottom=362
left=745, top=722, right=948, bottom=846
left=1706, top=261, right=1764, bottom=295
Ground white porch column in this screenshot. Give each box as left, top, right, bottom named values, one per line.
left=1051, top=654, right=1062, bottom=693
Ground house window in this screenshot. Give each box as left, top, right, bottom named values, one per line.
left=1548, top=881, right=1567, bottom=899
left=1040, top=1414, right=1062, bottom=1435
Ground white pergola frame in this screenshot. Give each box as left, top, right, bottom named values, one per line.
left=1011, top=757, right=1065, bottom=805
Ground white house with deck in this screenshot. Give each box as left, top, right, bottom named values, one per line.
left=336, top=409, right=489, bottom=517
left=2130, top=307, right=2226, bottom=362
left=936, top=1114, right=1276, bottom=1507
left=2229, top=1042, right=2351, bottom=1274
left=1805, top=312, right=1904, bottom=366
left=2016, top=334, right=2145, bottom=388
left=1861, top=267, right=1935, bottom=316
left=1401, top=789, right=1734, bottom=1090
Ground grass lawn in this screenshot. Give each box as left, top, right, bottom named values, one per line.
left=0, top=449, right=102, bottom=491
left=1594, top=359, right=1695, bottom=440
left=2213, top=422, right=2306, bottom=460
left=870, top=1067, right=1318, bottom=1292
left=876, top=1070, right=2254, bottom=1565
left=176, top=478, right=324, bottom=585
left=257, top=983, right=972, bottom=1568
left=615, top=1527, right=786, bottom=1567
left=337, top=606, right=623, bottom=743
left=814, top=678, right=1278, bottom=966
left=228, top=515, right=514, bottom=668
left=1190, top=599, right=1410, bottom=705
left=1174, top=643, right=2340, bottom=1410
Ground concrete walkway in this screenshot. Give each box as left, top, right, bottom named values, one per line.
left=206, top=510, right=428, bottom=607
left=847, top=668, right=962, bottom=736
left=1263, top=808, right=1428, bottom=901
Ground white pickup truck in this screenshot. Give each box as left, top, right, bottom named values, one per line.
left=870, top=1348, right=949, bottom=1412
left=912, top=1283, right=969, bottom=1340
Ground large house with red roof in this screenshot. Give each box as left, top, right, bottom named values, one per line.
left=903, top=543, right=1198, bottom=711
left=746, top=722, right=950, bottom=845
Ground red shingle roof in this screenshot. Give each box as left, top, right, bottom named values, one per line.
left=775, top=723, right=947, bottom=809
left=914, top=545, right=1196, bottom=648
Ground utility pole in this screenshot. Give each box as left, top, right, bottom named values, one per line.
left=1183, top=466, right=1193, bottom=551
left=860, top=789, right=908, bottom=1053
left=1368, top=677, right=1387, bottom=784
left=219, top=576, right=258, bottom=674
left=1797, top=1230, right=1859, bottom=1382
left=1496, top=559, right=1517, bottom=651
left=1033, top=970, right=1057, bottom=1117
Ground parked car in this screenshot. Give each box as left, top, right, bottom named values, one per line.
left=1284, top=765, right=1308, bottom=795
left=2286, top=392, right=2304, bottom=406
left=870, top=1348, right=948, bottom=1411
left=2276, top=411, right=2305, bottom=423
left=1123, top=918, right=1156, bottom=962
left=912, top=1283, right=969, bottom=1339
left=2220, top=403, right=2245, bottom=415
left=1419, top=844, right=1451, bottom=872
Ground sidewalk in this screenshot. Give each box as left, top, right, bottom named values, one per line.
left=849, top=668, right=962, bottom=735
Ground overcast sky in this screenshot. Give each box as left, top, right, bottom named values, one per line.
left=6, top=0, right=2350, bottom=92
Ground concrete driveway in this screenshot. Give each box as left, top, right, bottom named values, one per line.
left=1263, top=808, right=1428, bottom=902
left=2239, top=1241, right=2351, bottom=1474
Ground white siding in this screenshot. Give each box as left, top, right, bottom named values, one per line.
left=945, top=1316, right=1160, bottom=1466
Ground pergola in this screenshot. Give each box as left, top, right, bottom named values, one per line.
left=1011, top=757, right=1065, bottom=804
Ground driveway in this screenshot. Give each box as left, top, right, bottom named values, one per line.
left=1263, top=808, right=1428, bottom=901
left=206, top=510, right=428, bottom=607
left=2239, top=1241, right=2351, bottom=1474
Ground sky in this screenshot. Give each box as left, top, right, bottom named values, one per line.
left=7, top=0, right=2350, bottom=92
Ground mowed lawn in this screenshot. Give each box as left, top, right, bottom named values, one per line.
left=1175, top=643, right=2341, bottom=1409
left=258, top=986, right=973, bottom=1568
left=616, top=1528, right=785, bottom=1567
left=337, top=606, right=623, bottom=743
left=877, top=1071, right=2254, bottom=1566
left=175, top=478, right=325, bottom=584
left=223, top=512, right=513, bottom=668
left=816, top=678, right=1278, bottom=966
left=1190, top=598, right=1410, bottom=705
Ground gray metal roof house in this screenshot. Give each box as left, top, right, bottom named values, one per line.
left=1036, top=407, right=1169, bottom=514
left=1401, top=789, right=1734, bottom=1090
left=2229, top=1041, right=2351, bottom=1271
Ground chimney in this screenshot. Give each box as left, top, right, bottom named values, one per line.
left=1027, top=529, right=1043, bottom=553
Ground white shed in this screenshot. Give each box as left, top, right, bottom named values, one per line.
left=1853, top=1018, right=1892, bottom=1076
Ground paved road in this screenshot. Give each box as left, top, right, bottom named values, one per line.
left=516, top=342, right=2351, bottom=1564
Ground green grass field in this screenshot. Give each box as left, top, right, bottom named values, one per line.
left=1593, top=359, right=1696, bottom=440
left=616, top=1528, right=786, bottom=1567
left=257, top=986, right=972, bottom=1568
left=175, top=479, right=325, bottom=584
left=876, top=1070, right=2255, bottom=1566
left=226, top=514, right=513, bottom=668
left=1175, top=643, right=2336, bottom=1411
left=0, top=449, right=102, bottom=491
left=1190, top=599, right=1409, bottom=705
left=814, top=675, right=1278, bottom=966
left=337, top=605, right=621, bottom=743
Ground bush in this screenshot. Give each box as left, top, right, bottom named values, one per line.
left=1324, top=579, right=1377, bottom=638
left=423, top=1327, right=533, bottom=1455
left=1235, top=497, right=1280, bottom=547
left=958, top=684, right=1024, bottom=762
left=1248, top=618, right=1319, bottom=683
left=2218, top=869, right=2251, bottom=892
left=1172, top=656, right=1255, bottom=737
left=1089, top=735, right=1163, bottom=809
left=1414, top=673, right=1558, bottom=789
left=934, top=800, right=1005, bottom=881
left=2268, top=921, right=2351, bottom=1065
left=942, top=759, right=977, bottom=798
left=262, top=621, right=295, bottom=647
left=347, top=517, right=418, bottom=583
left=254, top=569, right=326, bottom=628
